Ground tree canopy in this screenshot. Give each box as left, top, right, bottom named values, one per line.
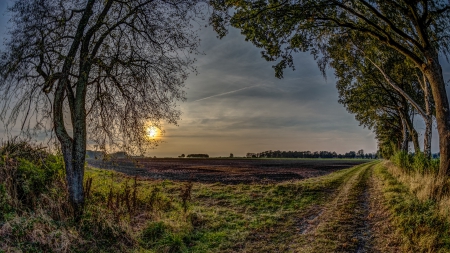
left=210, top=0, right=450, bottom=179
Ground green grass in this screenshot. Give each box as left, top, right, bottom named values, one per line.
left=4, top=145, right=450, bottom=252
left=2, top=158, right=375, bottom=252
left=127, top=161, right=374, bottom=252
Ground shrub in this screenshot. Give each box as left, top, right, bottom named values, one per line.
left=391, top=151, right=411, bottom=171
left=0, top=139, right=64, bottom=211
left=141, top=221, right=168, bottom=248
left=0, top=183, right=13, bottom=221
left=390, top=151, right=440, bottom=175
left=411, top=152, right=428, bottom=174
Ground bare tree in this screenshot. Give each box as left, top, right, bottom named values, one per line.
left=0, top=0, right=203, bottom=218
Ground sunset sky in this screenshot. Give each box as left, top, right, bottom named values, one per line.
left=1, top=1, right=447, bottom=157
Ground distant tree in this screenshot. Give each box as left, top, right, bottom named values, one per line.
left=0, top=0, right=202, bottom=218
left=187, top=154, right=209, bottom=158
left=229, top=153, right=233, bottom=158
left=246, top=153, right=256, bottom=158
left=357, top=150, right=364, bottom=158
left=179, top=154, right=186, bottom=158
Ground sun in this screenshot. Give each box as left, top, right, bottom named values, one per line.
left=147, top=126, right=158, bottom=138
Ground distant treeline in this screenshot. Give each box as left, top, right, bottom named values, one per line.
left=247, top=150, right=376, bottom=159
left=187, top=154, right=209, bottom=158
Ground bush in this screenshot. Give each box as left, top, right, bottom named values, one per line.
left=141, top=221, right=168, bottom=247
left=391, top=151, right=411, bottom=171
left=390, top=151, right=440, bottom=175
left=0, top=183, right=13, bottom=221
left=0, top=139, right=64, bottom=211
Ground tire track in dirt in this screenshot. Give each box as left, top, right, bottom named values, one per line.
left=296, top=162, right=375, bottom=252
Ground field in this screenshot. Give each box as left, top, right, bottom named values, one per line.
left=4, top=154, right=450, bottom=252
left=86, top=158, right=370, bottom=184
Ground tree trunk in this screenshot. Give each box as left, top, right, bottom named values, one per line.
left=400, top=113, right=409, bottom=152
left=423, top=80, right=432, bottom=159
left=54, top=78, right=86, bottom=219
left=423, top=52, right=450, bottom=178
left=424, top=114, right=432, bottom=158
left=61, top=144, right=85, bottom=218
left=409, top=125, right=421, bottom=154
left=54, top=88, right=85, bottom=218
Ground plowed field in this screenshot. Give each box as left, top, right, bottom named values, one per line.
left=87, top=158, right=370, bottom=184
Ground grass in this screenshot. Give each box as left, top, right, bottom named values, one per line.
left=82, top=162, right=371, bottom=252
left=0, top=139, right=375, bottom=252
left=374, top=161, right=450, bottom=252
left=3, top=141, right=450, bottom=252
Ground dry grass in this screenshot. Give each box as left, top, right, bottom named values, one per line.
left=374, top=162, right=450, bottom=252
left=383, top=160, right=450, bottom=222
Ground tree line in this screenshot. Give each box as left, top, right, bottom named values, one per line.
left=210, top=1, right=450, bottom=194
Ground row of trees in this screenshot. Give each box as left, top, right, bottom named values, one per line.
left=210, top=1, right=450, bottom=191
left=247, top=150, right=374, bottom=159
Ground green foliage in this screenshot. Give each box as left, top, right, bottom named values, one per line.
left=0, top=184, right=13, bottom=221
left=391, top=151, right=412, bottom=171
left=391, top=151, right=439, bottom=175
left=13, top=156, right=64, bottom=208
left=0, top=139, right=64, bottom=212
left=141, top=221, right=168, bottom=247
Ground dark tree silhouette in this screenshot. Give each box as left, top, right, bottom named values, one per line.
left=0, top=0, right=203, bottom=218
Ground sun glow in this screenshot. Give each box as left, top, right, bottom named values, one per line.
left=147, top=126, right=158, bottom=138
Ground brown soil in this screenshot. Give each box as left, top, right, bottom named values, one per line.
left=87, top=158, right=369, bottom=184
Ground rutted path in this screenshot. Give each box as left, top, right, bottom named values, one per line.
left=290, top=162, right=395, bottom=252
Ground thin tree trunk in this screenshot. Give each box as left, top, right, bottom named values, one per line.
left=423, top=52, right=450, bottom=178
left=423, top=79, right=432, bottom=159
left=408, top=123, right=420, bottom=154
left=400, top=112, right=409, bottom=152
left=424, top=115, right=432, bottom=158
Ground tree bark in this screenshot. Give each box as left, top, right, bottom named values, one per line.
left=423, top=79, right=433, bottom=159
left=54, top=78, right=85, bottom=219
left=406, top=121, right=420, bottom=154
left=52, top=0, right=95, bottom=219
left=399, top=112, right=409, bottom=152
left=423, top=51, right=450, bottom=178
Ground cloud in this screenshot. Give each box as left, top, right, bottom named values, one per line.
left=190, top=84, right=262, bottom=102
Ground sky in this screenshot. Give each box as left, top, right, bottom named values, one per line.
left=1, top=1, right=447, bottom=157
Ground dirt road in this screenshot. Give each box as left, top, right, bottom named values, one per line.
left=288, top=162, right=399, bottom=252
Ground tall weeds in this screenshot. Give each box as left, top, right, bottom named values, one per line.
left=391, top=151, right=439, bottom=175
left=387, top=151, right=450, bottom=222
